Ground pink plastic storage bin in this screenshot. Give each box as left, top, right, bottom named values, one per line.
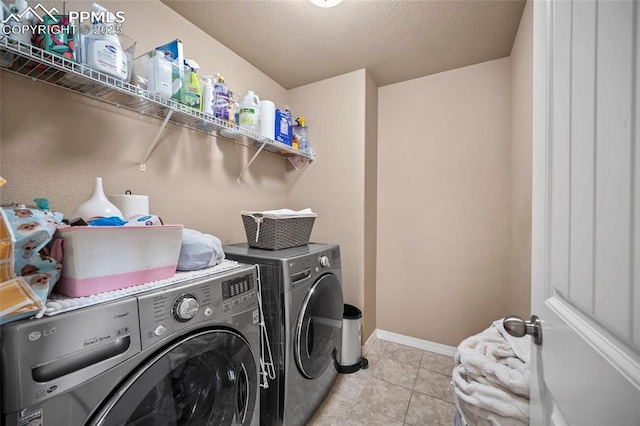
left=54, top=225, right=183, bottom=298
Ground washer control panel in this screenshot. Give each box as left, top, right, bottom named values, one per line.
left=221, top=274, right=254, bottom=299
left=221, top=274, right=257, bottom=314
left=137, top=267, right=258, bottom=350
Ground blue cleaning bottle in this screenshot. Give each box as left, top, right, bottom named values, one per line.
left=213, top=74, right=230, bottom=122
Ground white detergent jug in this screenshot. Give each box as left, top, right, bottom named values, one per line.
left=239, top=91, right=261, bottom=135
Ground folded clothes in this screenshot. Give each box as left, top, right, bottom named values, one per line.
left=241, top=208, right=316, bottom=219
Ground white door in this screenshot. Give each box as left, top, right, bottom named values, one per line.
left=530, top=0, right=640, bottom=424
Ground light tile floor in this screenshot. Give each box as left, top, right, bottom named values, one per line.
left=309, top=339, right=457, bottom=426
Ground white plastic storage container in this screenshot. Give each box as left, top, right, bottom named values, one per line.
left=53, top=225, right=183, bottom=297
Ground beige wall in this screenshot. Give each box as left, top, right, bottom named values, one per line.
left=508, top=0, right=533, bottom=318
left=377, top=59, right=511, bottom=347
left=363, top=71, right=378, bottom=340
left=288, top=70, right=367, bottom=310
left=1, top=0, right=291, bottom=245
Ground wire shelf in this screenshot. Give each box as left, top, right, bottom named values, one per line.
left=0, top=37, right=314, bottom=167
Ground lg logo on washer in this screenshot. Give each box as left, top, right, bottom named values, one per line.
left=28, top=327, right=56, bottom=341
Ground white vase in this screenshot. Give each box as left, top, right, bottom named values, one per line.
left=71, top=177, right=124, bottom=222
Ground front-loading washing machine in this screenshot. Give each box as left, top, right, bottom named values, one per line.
left=224, top=243, right=344, bottom=426
left=1, top=264, right=261, bottom=426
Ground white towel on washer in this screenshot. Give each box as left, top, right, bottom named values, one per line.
left=452, top=320, right=531, bottom=426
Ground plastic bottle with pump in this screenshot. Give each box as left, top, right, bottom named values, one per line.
left=184, top=59, right=202, bottom=111
left=201, top=75, right=215, bottom=115
left=239, top=91, right=261, bottom=135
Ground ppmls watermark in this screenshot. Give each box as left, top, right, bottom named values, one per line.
left=1, top=2, right=126, bottom=37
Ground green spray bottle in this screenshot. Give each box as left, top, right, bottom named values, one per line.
left=184, top=59, right=202, bottom=111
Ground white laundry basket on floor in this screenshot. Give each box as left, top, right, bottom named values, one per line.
left=452, top=319, right=531, bottom=426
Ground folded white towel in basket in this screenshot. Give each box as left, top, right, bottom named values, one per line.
left=452, top=319, right=531, bottom=426
left=241, top=208, right=316, bottom=219
left=263, top=208, right=315, bottom=217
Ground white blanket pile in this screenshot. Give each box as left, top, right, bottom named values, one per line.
left=452, top=319, right=531, bottom=426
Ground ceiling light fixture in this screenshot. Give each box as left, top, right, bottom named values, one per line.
left=309, top=0, right=343, bottom=8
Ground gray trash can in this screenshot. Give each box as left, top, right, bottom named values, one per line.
left=336, top=304, right=369, bottom=374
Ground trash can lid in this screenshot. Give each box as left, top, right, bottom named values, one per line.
left=343, top=304, right=362, bottom=319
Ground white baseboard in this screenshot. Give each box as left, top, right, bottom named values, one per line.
left=373, top=329, right=458, bottom=357
left=363, top=330, right=378, bottom=355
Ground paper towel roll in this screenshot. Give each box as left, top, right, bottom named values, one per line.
left=107, top=194, right=149, bottom=220
left=260, top=100, right=275, bottom=139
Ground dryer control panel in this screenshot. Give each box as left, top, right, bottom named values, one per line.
left=283, top=246, right=342, bottom=292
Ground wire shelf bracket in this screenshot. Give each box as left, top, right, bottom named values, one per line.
left=140, top=110, right=174, bottom=171
left=237, top=141, right=267, bottom=184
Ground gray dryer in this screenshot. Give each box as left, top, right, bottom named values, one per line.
left=224, top=243, right=344, bottom=426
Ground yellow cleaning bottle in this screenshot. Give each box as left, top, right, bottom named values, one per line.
left=184, top=59, right=202, bottom=111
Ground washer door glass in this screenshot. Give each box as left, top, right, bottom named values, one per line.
left=295, top=273, right=343, bottom=379
left=90, top=329, right=257, bottom=426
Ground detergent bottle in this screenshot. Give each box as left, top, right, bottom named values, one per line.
left=239, top=91, right=261, bottom=134
left=201, top=75, right=215, bottom=115
left=85, top=3, right=127, bottom=80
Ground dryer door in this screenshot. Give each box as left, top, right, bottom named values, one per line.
left=89, top=329, right=257, bottom=426
left=294, top=273, right=343, bottom=379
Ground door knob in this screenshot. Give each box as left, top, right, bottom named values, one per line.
left=503, top=315, right=542, bottom=345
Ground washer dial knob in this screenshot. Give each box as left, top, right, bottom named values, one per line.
left=319, top=255, right=330, bottom=268
left=173, top=294, right=199, bottom=321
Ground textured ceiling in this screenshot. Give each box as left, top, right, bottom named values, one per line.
left=161, top=0, right=526, bottom=90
